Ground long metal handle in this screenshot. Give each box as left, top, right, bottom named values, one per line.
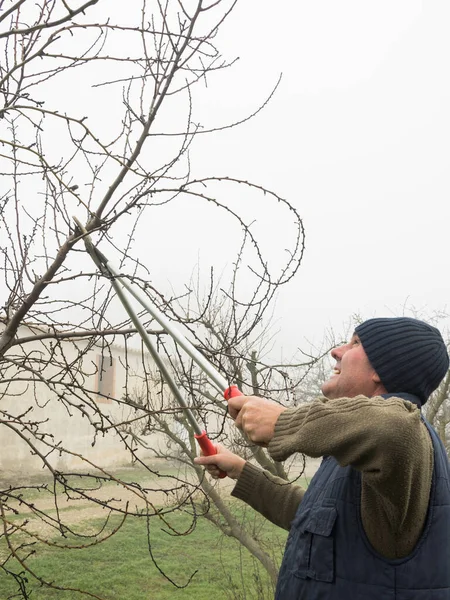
left=103, top=259, right=228, bottom=478
left=97, top=251, right=229, bottom=393
left=108, top=276, right=201, bottom=435
left=108, top=272, right=227, bottom=478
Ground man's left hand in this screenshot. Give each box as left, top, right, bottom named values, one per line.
left=227, top=395, right=287, bottom=446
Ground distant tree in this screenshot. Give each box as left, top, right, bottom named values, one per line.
left=425, top=368, right=450, bottom=456
left=399, top=310, right=450, bottom=455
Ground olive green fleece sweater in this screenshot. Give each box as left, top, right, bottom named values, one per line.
left=231, top=395, right=434, bottom=560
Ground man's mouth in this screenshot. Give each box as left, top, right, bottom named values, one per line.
left=332, top=368, right=341, bottom=375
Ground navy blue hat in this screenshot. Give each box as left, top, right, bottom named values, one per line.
left=355, top=317, right=449, bottom=404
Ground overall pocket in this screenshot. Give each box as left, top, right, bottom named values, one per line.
left=293, top=505, right=337, bottom=583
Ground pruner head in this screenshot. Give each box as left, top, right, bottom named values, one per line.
left=72, top=216, right=109, bottom=276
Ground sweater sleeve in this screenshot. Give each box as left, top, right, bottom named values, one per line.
left=268, top=395, right=434, bottom=558
left=231, top=462, right=305, bottom=531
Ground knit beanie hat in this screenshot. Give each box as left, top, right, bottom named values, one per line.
left=354, top=317, right=449, bottom=404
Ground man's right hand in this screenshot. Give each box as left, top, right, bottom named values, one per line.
left=194, top=443, right=246, bottom=480
left=227, top=395, right=287, bottom=446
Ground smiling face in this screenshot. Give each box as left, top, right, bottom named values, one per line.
left=321, top=334, right=387, bottom=399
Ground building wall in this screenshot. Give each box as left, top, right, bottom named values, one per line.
left=0, top=323, right=164, bottom=475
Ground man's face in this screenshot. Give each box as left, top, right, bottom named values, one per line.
left=321, top=334, right=384, bottom=399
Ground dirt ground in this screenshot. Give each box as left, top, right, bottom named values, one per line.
left=1, top=457, right=321, bottom=542
left=1, top=464, right=196, bottom=544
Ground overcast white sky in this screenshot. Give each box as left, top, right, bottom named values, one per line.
left=162, top=0, right=450, bottom=358
left=8, top=1, right=450, bottom=362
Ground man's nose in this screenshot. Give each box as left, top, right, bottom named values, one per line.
left=331, top=344, right=346, bottom=360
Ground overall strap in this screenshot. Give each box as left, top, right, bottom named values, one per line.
left=381, top=392, right=422, bottom=408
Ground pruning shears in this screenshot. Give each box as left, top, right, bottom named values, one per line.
left=74, top=218, right=242, bottom=478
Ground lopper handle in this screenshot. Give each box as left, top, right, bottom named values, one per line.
left=223, top=385, right=243, bottom=400
left=195, top=431, right=226, bottom=479
left=195, top=387, right=243, bottom=479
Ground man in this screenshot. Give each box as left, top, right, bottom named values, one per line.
left=195, top=317, right=450, bottom=599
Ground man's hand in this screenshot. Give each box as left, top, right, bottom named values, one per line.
left=194, top=444, right=246, bottom=479
left=228, top=395, right=287, bottom=446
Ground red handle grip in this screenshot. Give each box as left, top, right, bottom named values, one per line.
left=194, top=431, right=226, bottom=479
left=223, top=385, right=243, bottom=399
left=194, top=386, right=242, bottom=479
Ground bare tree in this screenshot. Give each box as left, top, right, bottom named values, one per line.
left=400, top=310, right=450, bottom=455
left=0, top=1, right=305, bottom=597
left=425, top=366, right=450, bottom=456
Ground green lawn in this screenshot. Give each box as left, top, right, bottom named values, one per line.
left=0, top=502, right=288, bottom=600
left=1, top=465, right=310, bottom=599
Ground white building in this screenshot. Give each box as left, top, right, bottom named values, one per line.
left=0, top=321, right=165, bottom=476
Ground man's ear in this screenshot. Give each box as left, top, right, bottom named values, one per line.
left=372, top=371, right=382, bottom=384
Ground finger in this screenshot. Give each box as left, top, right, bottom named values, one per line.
left=195, top=456, right=227, bottom=478
left=194, top=455, right=221, bottom=466
left=227, top=395, right=247, bottom=419
left=234, top=408, right=244, bottom=430
left=205, top=463, right=219, bottom=472
left=206, top=465, right=221, bottom=477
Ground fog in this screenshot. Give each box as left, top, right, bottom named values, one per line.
left=141, top=1, right=450, bottom=356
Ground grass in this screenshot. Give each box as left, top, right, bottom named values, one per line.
left=0, top=501, right=288, bottom=600
left=1, top=465, right=310, bottom=598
